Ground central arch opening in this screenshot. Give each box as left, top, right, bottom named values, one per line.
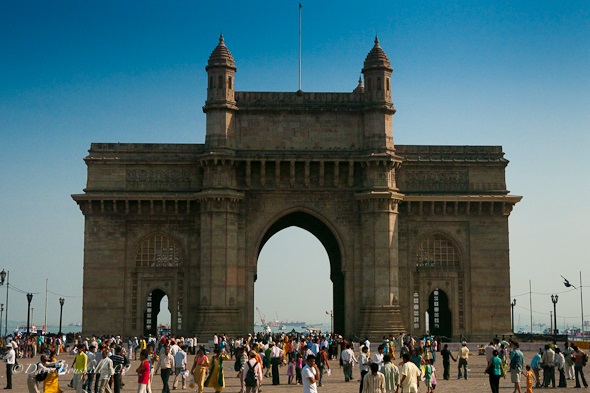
left=255, top=211, right=345, bottom=334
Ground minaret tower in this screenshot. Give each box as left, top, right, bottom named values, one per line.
left=203, top=34, right=237, bottom=148
left=362, top=36, right=393, bottom=104
left=361, top=36, right=395, bottom=152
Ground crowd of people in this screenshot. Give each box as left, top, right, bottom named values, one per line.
left=482, top=338, right=589, bottom=393
left=0, top=331, right=589, bottom=393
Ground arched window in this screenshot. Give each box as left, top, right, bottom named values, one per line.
left=218, top=75, right=223, bottom=89
left=209, top=76, right=213, bottom=89
left=228, top=76, right=232, bottom=90
left=377, top=77, right=382, bottom=90
left=136, top=233, right=183, bottom=267
left=416, top=233, right=460, bottom=269
left=386, top=78, right=390, bottom=91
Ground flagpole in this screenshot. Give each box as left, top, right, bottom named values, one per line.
left=581, top=271, right=584, bottom=340
left=529, top=279, right=533, bottom=334
left=298, top=3, right=302, bottom=91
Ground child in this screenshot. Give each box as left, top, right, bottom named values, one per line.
left=424, top=360, right=433, bottom=393
left=429, top=359, right=437, bottom=391
left=295, top=351, right=303, bottom=384
left=523, top=364, right=536, bottom=393
left=287, top=354, right=295, bottom=384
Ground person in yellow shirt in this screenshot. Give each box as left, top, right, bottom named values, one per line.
left=71, top=344, right=87, bottom=393
left=457, top=342, right=469, bottom=380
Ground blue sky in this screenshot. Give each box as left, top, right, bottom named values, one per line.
left=1, top=1, right=588, bottom=333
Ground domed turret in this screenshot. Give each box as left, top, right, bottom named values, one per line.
left=204, top=35, right=237, bottom=148
left=205, top=34, right=237, bottom=106
left=362, top=36, right=393, bottom=103
left=363, top=36, right=392, bottom=72
left=206, top=34, right=236, bottom=71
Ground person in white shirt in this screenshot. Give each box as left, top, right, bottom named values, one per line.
left=380, top=355, right=400, bottom=393
left=242, top=351, right=263, bottom=393
left=3, top=342, right=16, bottom=389
left=96, top=348, right=115, bottom=393
left=360, top=345, right=371, bottom=391
left=270, top=342, right=284, bottom=385
left=397, top=353, right=421, bottom=393
left=372, top=346, right=385, bottom=370
left=341, top=344, right=358, bottom=382
left=302, top=355, right=319, bottom=393
left=363, top=363, right=386, bottom=393
left=173, top=346, right=187, bottom=389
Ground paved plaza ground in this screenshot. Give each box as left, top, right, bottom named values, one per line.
left=1, top=348, right=587, bottom=393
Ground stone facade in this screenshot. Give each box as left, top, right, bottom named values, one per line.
left=73, top=36, right=521, bottom=340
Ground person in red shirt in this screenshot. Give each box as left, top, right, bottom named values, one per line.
left=137, top=350, right=151, bottom=393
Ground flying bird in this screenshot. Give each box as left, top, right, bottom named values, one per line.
left=561, top=275, right=577, bottom=289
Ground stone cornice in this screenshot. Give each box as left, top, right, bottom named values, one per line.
left=399, top=194, right=522, bottom=216
left=403, top=195, right=522, bottom=203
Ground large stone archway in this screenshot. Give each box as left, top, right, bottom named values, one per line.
left=255, top=210, right=345, bottom=334
left=73, top=36, right=521, bottom=340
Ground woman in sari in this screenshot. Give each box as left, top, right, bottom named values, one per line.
left=191, top=346, right=209, bottom=393
left=44, top=349, right=63, bottom=393
left=204, top=348, right=229, bottom=393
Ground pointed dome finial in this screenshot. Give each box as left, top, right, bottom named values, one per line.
left=363, top=36, right=392, bottom=71
left=207, top=34, right=236, bottom=70
left=353, top=75, right=365, bottom=93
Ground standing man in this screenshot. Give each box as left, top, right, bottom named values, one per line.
left=111, top=346, right=129, bottom=393
left=270, top=342, right=284, bottom=385
left=439, top=344, right=456, bottom=380
left=84, top=345, right=98, bottom=393
left=380, top=355, right=399, bottom=393
left=301, top=355, right=319, bottom=393
left=96, top=347, right=115, bottom=393
left=563, top=342, right=575, bottom=381
left=396, top=353, right=420, bottom=393
left=316, top=346, right=330, bottom=387
left=363, top=363, right=385, bottom=393
left=72, top=344, right=88, bottom=393
left=372, top=346, right=385, bottom=370
left=457, top=341, right=469, bottom=380
left=242, top=351, right=263, bottom=393
left=555, top=347, right=566, bottom=388
left=159, top=345, right=175, bottom=393
left=541, top=344, right=555, bottom=388
left=359, top=345, right=371, bottom=393
left=509, top=340, right=524, bottom=393
left=341, top=344, right=357, bottom=382
left=3, top=341, right=16, bottom=389
left=172, top=345, right=187, bottom=390
left=572, top=345, right=588, bottom=388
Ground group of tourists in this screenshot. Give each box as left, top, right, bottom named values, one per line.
left=3, top=330, right=590, bottom=393
left=482, top=338, right=589, bottom=393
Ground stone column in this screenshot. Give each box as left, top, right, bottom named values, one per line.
left=194, top=160, right=244, bottom=338
left=356, top=194, right=405, bottom=339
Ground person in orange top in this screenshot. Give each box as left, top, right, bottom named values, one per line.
left=522, top=365, right=536, bottom=393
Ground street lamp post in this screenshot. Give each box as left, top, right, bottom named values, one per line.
left=26, top=293, right=33, bottom=336
left=551, top=294, right=559, bottom=334
left=511, top=299, right=517, bottom=333
left=58, top=298, right=65, bottom=335
left=325, top=310, right=333, bottom=334
left=0, top=304, right=3, bottom=333
left=0, top=270, right=8, bottom=336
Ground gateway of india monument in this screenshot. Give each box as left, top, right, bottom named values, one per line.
left=73, top=36, right=521, bottom=340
